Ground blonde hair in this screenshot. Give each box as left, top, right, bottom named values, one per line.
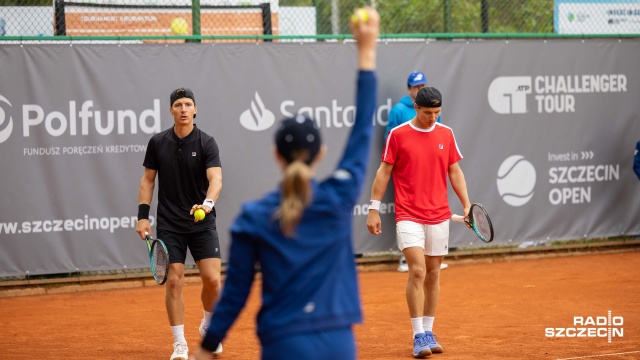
left=276, top=151, right=313, bottom=237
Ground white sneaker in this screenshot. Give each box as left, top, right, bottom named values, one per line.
left=440, top=263, right=449, bottom=270
left=170, top=342, right=189, bottom=360
left=199, top=319, right=223, bottom=357
left=397, top=255, right=408, bottom=272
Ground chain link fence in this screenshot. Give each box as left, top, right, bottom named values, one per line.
left=0, top=0, right=638, bottom=40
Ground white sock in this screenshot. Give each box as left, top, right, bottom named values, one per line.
left=423, top=316, right=435, bottom=332
left=203, top=310, right=213, bottom=328
left=171, top=325, right=187, bottom=345
left=411, top=317, right=424, bottom=337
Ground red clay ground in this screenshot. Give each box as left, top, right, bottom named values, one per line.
left=1, top=251, right=639, bottom=359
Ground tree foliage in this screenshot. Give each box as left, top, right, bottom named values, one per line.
left=281, top=0, right=554, bottom=34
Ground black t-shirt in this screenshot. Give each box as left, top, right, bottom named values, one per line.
left=143, top=124, right=221, bottom=233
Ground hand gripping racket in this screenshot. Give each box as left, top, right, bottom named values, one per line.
left=451, top=203, right=494, bottom=243
left=144, top=231, right=169, bottom=285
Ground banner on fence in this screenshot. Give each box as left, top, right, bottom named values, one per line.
left=0, top=39, right=639, bottom=276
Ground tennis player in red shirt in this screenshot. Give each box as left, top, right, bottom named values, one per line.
left=366, top=87, right=471, bottom=358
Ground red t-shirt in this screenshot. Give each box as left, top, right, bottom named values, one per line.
left=382, top=121, right=462, bottom=224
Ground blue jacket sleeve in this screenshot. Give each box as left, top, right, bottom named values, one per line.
left=201, top=216, right=257, bottom=351
left=386, top=106, right=400, bottom=135
left=329, top=70, right=377, bottom=206
left=634, top=141, right=640, bottom=181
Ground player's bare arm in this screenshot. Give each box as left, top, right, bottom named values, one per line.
left=136, top=167, right=157, bottom=239
left=448, top=162, right=471, bottom=220
left=190, top=166, right=222, bottom=216
left=367, top=162, right=393, bottom=235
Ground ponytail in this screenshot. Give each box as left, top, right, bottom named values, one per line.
left=276, top=154, right=313, bottom=237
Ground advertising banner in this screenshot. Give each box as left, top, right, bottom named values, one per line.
left=1, top=39, right=638, bottom=276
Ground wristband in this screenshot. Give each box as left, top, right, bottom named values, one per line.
left=203, top=199, right=214, bottom=209
left=368, top=200, right=381, bottom=211
left=137, top=204, right=150, bottom=220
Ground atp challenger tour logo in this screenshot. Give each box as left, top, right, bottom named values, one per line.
left=546, top=311, right=624, bottom=343
left=488, top=74, right=627, bottom=114
left=239, top=91, right=393, bottom=131
left=0, top=94, right=161, bottom=144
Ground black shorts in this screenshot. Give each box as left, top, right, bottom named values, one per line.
left=157, top=228, right=221, bottom=263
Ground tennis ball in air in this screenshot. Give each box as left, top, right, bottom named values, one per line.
left=351, top=8, right=368, bottom=24
left=171, top=17, right=189, bottom=35
left=194, top=208, right=206, bottom=221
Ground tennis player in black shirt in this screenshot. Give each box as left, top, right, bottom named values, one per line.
left=136, top=88, right=223, bottom=360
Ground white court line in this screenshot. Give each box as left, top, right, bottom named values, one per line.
left=556, top=350, right=640, bottom=360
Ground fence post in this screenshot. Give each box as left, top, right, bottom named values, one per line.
left=481, top=0, right=489, bottom=32
left=54, top=0, right=67, bottom=36
left=443, top=0, right=451, bottom=33
left=190, top=0, right=201, bottom=43
left=261, top=3, right=273, bottom=42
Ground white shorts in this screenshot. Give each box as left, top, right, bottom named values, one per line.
left=396, top=220, right=450, bottom=256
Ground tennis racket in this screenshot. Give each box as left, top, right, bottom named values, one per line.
left=451, top=203, right=494, bottom=243
left=144, top=231, right=169, bottom=285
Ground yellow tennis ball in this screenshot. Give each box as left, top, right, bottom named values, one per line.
left=194, top=208, right=206, bottom=221
left=171, top=17, right=189, bottom=35
left=351, top=8, right=369, bottom=24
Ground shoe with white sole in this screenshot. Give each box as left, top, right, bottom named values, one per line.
left=398, top=255, right=409, bottom=272
left=424, top=331, right=443, bottom=353
left=170, top=342, right=188, bottom=360
left=199, top=319, right=223, bottom=357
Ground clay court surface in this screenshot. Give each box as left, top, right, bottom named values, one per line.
left=1, top=251, right=639, bottom=359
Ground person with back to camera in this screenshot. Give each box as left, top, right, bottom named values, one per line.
left=367, top=86, right=472, bottom=358
left=190, top=7, right=380, bottom=360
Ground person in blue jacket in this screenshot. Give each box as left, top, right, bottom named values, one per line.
left=385, top=71, right=441, bottom=136
left=191, top=7, right=380, bottom=360
left=634, top=140, right=640, bottom=181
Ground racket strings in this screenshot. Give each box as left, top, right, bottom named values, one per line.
left=151, top=243, right=168, bottom=280
left=472, top=207, right=492, bottom=241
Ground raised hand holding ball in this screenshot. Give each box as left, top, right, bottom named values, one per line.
left=350, top=8, right=369, bottom=24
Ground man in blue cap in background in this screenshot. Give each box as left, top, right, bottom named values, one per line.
left=386, top=71, right=444, bottom=272
left=386, top=71, right=441, bottom=136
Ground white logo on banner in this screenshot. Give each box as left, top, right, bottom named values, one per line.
left=496, top=155, right=536, bottom=206
left=487, top=77, right=532, bottom=114
left=0, top=95, right=14, bottom=144
left=239, top=92, right=275, bottom=131
left=545, top=310, right=624, bottom=343
left=489, top=74, right=627, bottom=114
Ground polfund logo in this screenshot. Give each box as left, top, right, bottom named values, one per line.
left=239, top=92, right=275, bottom=131
left=546, top=311, right=624, bottom=343
left=496, top=155, right=536, bottom=207
left=0, top=95, right=14, bottom=144
left=0, top=96, right=160, bottom=145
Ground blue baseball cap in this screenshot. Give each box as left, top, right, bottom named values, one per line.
left=407, top=71, right=428, bottom=86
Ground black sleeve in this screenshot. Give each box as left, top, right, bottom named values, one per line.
left=204, top=135, right=222, bottom=169
left=142, top=135, right=158, bottom=170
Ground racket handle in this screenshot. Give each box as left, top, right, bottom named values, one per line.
left=451, top=214, right=465, bottom=223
